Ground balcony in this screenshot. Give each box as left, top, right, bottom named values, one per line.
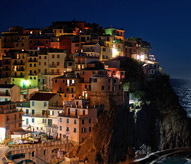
left=0, top=93, right=10, bottom=96
left=48, top=106, right=64, bottom=110
left=3, top=62, right=10, bottom=65
left=13, top=62, right=25, bottom=66
left=6, top=119, right=22, bottom=124
left=28, top=60, right=37, bottom=62
left=49, top=65, right=57, bottom=68
left=16, top=69, right=25, bottom=72
left=12, top=75, right=24, bottom=78
left=42, top=72, right=61, bottom=75
left=0, top=108, right=22, bottom=114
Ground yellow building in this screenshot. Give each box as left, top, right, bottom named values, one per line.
left=26, top=50, right=39, bottom=88
left=11, top=51, right=28, bottom=88
left=7, top=50, right=38, bottom=89
left=38, top=49, right=67, bottom=91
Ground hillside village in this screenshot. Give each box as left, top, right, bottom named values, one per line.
left=0, top=20, right=162, bottom=163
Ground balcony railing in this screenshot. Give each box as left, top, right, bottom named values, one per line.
left=41, top=72, right=61, bottom=75
left=13, top=62, right=25, bottom=65
left=28, top=60, right=37, bottom=62
left=49, top=65, right=57, bottom=68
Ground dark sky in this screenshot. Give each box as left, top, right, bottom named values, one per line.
left=1, top=0, right=191, bottom=79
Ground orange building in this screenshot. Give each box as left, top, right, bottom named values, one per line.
left=52, top=72, right=81, bottom=101
left=59, top=35, right=73, bottom=52
left=29, top=35, right=50, bottom=50
left=0, top=102, right=23, bottom=142
left=77, top=61, right=108, bottom=98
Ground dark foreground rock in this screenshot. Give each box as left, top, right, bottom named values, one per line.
left=74, top=75, right=191, bottom=164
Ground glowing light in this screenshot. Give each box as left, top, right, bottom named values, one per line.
left=112, top=48, right=118, bottom=57
left=0, top=128, right=5, bottom=142
left=67, top=79, right=70, bottom=86
left=136, top=54, right=145, bottom=62
left=140, top=55, right=145, bottom=61
left=22, top=80, right=30, bottom=86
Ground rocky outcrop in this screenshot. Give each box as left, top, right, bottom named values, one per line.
left=75, top=75, right=191, bottom=164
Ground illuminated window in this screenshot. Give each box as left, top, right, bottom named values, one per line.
left=67, top=79, right=70, bottom=86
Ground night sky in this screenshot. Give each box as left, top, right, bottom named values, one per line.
left=1, top=0, right=191, bottom=79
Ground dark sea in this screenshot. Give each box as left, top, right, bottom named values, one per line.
left=170, top=79, right=191, bottom=118
left=156, top=79, right=191, bottom=164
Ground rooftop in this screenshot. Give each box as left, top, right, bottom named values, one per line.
left=30, top=93, right=56, bottom=101
left=0, top=101, right=16, bottom=105
left=0, top=84, right=15, bottom=88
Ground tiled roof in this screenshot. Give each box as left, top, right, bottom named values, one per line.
left=0, top=84, right=15, bottom=88
left=30, top=93, right=56, bottom=101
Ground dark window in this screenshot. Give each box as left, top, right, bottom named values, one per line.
left=73, top=128, right=76, bottom=132
left=101, top=86, right=104, bottom=90
left=83, top=110, right=85, bottom=115
left=82, top=119, right=84, bottom=124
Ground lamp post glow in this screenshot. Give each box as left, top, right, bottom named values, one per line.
left=22, top=80, right=30, bottom=88
left=112, top=48, right=118, bottom=58
left=0, top=128, right=6, bottom=142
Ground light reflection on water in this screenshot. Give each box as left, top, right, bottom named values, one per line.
left=170, top=79, right=191, bottom=117
left=157, top=154, right=191, bottom=164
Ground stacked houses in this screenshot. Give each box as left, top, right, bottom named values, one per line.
left=0, top=20, right=161, bottom=144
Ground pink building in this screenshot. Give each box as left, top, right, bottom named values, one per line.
left=57, top=99, right=97, bottom=144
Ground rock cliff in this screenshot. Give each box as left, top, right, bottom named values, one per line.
left=74, top=64, right=191, bottom=164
